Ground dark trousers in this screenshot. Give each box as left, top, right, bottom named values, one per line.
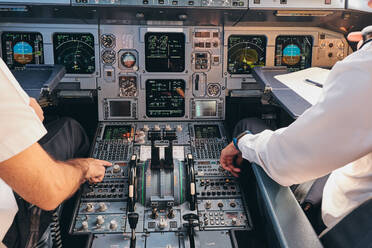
left=3, top=117, right=90, bottom=248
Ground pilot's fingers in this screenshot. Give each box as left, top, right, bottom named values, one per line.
left=369, top=0, right=372, bottom=8
left=91, top=159, right=112, bottom=167
left=347, top=32, right=363, bottom=42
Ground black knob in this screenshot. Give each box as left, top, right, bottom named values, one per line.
left=128, top=212, right=139, bottom=230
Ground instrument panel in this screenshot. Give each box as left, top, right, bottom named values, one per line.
left=0, top=25, right=350, bottom=121
left=275, top=35, right=313, bottom=72
left=53, top=33, right=96, bottom=74
left=227, top=35, right=267, bottom=74
left=1, top=32, right=44, bottom=69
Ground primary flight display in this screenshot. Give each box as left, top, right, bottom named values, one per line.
left=1, top=32, right=44, bottom=69
left=275, top=35, right=313, bottom=71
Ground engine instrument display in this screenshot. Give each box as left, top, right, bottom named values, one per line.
left=227, top=35, right=266, bottom=74
left=194, top=125, right=221, bottom=139
left=103, top=125, right=132, bottom=140
left=53, top=33, right=95, bottom=74
left=275, top=35, right=313, bottom=71
left=145, top=32, right=185, bottom=72
left=146, top=79, right=185, bottom=118
left=1, top=32, right=44, bottom=69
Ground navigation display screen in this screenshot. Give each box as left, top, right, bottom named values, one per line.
left=1, top=32, right=44, bottom=69
left=103, top=125, right=132, bottom=140
left=145, top=32, right=185, bottom=72
left=146, top=79, right=185, bottom=118
left=53, top=33, right=95, bottom=74
left=194, top=125, right=221, bottom=139
left=275, top=35, right=313, bottom=72
left=228, top=35, right=266, bottom=74
left=195, top=100, right=217, bottom=117
left=109, top=100, right=131, bottom=117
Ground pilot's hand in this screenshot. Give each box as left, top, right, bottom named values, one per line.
left=29, top=97, right=44, bottom=122
left=220, top=142, right=243, bottom=177
left=68, top=158, right=112, bottom=183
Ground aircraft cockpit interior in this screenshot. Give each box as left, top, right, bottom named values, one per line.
left=1, top=0, right=372, bottom=248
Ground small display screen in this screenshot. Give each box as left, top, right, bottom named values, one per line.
left=194, top=125, right=221, bottom=139
left=146, top=79, right=185, bottom=118
left=228, top=35, right=267, bottom=74
left=53, top=33, right=95, bottom=74
left=1, top=32, right=44, bottom=69
left=109, top=100, right=131, bottom=117
left=195, top=100, right=217, bottom=117
left=275, top=35, right=313, bottom=72
left=103, top=125, right=132, bottom=140
left=145, top=32, right=185, bottom=72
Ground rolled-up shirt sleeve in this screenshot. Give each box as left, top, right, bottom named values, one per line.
left=238, top=54, right=372, bottom=186
left=0, top=58, right=47, bottom=162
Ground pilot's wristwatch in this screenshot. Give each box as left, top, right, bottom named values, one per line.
left=232, top=131, right=251, bottom=152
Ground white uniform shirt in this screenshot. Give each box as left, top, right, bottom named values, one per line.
left=0, top=58, right=47, bottom=244
left=238, top=41, right=372, bottom=230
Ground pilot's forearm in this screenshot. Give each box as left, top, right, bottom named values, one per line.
left=0, top=143, right=87, bottom=210
left=239, top=62, right=372, bottom=186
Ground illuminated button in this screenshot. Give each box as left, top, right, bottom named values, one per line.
left=337, top=42, right=344, bottom=49
left=82, top=221, right=88, bottom=230
left=85, top=203, right=94, bottom=212
left=143, top=0, right=148, bottom=4
left=205, top=200, right=212, bottom=209
left=110, top=220, right=118, bottom=230
left=96, top=215, right=105, bottom=225
left=158, top=0, right=164, bottom=4
left=165, top=124, right=171, bottom=131
left=113, top=164, right=121, bottom=173
left=99, top=202, right=107, bottom=212
left=154, top=125, right=160, bottom=131
left=176, top=125, right=182, bottom=132
left=188, top=1, right=194, bottom=5
left=172, top=0, right=178, bottom=4
left=337, top=52, right=344, bottom=60
left=143, top=125, right=149, bottom=131
left=159, top=217, right=167, bottom=229
left=232, top=218, right=237, bottom=225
